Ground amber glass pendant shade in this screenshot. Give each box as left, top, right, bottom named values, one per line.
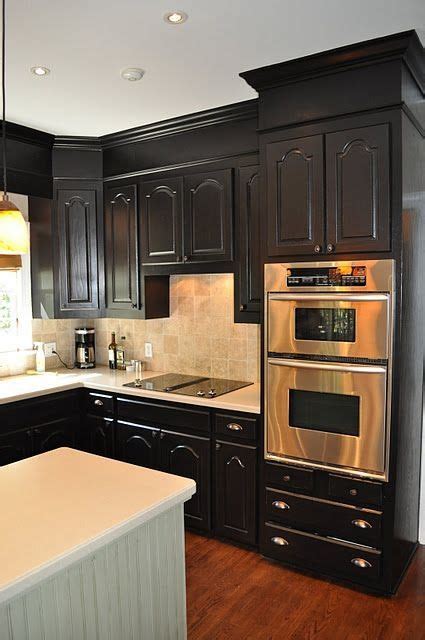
left=0, top=197, right=29, bottom=254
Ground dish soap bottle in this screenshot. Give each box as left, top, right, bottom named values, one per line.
left=34, top=342, right=45, bottom=373
left=108, top=332, right=117, bottom=369
left=116, top=336, right=126, bottom=370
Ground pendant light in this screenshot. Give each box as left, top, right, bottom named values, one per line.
left=0, top=0, right=28, bottom=254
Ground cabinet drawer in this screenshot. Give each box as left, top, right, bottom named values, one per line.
left=117, top=397, right=211, bottom=433
left=265, top=462, right=314, bottom=493
left=1, top=392, right=80, bottom=432
left=215, top=413, right=257, bottom=441
left=86, top=391, right=114, bottom=416
left=328, top=474, right=383, bottom=507
left=265, top=488, right=382, bottom=547
left=263, top=522, right=382, bottom=582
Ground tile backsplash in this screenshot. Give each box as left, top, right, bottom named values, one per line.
left=0, top=274, right=261, bottom=382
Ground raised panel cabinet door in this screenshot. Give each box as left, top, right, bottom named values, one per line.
left=32, top=417, right=77, bottom=454
left=116, top=421, right=160, bottom=469
left=56, top=188, right=100, bottom=312
left=104, top=185, right=139, bottom=311
left=0, top=430, right=32, bottom=466
left=215, top=441, right=257, bottom=545
left=140, top=177, right=183, bottom=264
left=87, top=414, right=115, bottom=458
left=266, top=135, right=324, bottom=256
left=183, top=169, right=233, bottom=262
left=160, top=430, right=211, bottom=531
left=236, top=164, right=261, bottom=317
left=326, top=124, right=390, bottom=253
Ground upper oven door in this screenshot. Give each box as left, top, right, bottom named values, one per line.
left=268, top=293, right=390, bottom=360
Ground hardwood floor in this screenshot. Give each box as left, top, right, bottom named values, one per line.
left=185, top=533, right=425, bottom=640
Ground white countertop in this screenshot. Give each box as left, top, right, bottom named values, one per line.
left=0, top=447, right=195, bottom=604
left=0, top=366, right=261, bottom=414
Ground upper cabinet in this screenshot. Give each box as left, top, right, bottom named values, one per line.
left=104, top=184, right=139, bottom=312
left=54, top=181, right=103, bottom=318
left=265, top=123, right=390, bottom=257
left=140, top=177, right=183, bottom=264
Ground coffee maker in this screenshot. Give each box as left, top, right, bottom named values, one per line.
left=75, top=328, right=96, bottom=369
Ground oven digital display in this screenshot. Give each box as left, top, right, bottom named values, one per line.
left=287, top=266, right=366, bottom=287
left=295, top=308, right=356, bottom=342
left=289, top=389, right=360, bottom=436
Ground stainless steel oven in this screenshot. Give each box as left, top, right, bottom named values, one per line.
left=265, top=260, right=394, bottom=481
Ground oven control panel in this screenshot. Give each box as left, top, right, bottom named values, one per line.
left=287, top=266, right=366, bottom=287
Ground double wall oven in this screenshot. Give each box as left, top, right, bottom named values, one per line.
left=265, top=260, right=394, bottom=481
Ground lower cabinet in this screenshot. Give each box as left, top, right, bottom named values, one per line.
left=215, top=440, right=257, bottom=545
left=32, top=417, right=77, bottom=454
left=0, top=429, right=32, bottom=466
left=116, top=420, right=159, bottom=469
left=86, top=414, right=115, bottom=458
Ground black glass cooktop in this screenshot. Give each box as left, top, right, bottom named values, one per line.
left=123, top=373, right=252, bottom=398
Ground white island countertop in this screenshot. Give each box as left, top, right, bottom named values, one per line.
left=0, top=366, right=261, bottom=414
left=0, top=447, right=195, bottom=605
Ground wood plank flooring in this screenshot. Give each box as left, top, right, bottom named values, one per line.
left=186, top=532, right=425, bottom=640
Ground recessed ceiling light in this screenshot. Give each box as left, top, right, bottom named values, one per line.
left=30, top=66, right=50, bottom=77
left=121, top=67, right=145, bottom=82
left=164, top=10, right=188, bottom=24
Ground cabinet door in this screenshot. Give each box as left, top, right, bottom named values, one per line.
left=116, top=421, right=160, bottom=469
left=86, top=414, right=115, bottom=458
left=0, top=430, right=32, bottom=466
left=104, top=185, right=139, bottom=311
left=160, top=430, right=211, bottom=531
left=236, top=164, right=261, bottom=318
left=266, top=135, right=324, bottom=256
left=56, top=187, right=100, bottom=314
left=183, top=169, right=233, bottom=262
left=326, top=124, right=390, bottom=253
left=140, top=177, right=183, bottom=264
left=32, top=417, right=77, bottom=454
left=215, top=441, right=257, bottom=545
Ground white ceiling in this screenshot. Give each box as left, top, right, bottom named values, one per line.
left=6, top=0, right=425, bottom=136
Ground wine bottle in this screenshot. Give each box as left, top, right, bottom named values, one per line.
left=108, top=332, right=117, bottom=370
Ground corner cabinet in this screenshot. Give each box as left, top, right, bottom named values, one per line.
left=265, top=122, right=390, bottom=258
left=53, top=181, right=103, bottom=317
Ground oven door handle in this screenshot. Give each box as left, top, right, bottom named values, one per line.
left=267, top=358, right=387, bottom=374
left=268, top=293, right=389, bottom=302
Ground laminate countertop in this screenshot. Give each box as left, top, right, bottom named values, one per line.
left=0, top=447, right=195, bottom=604
left=0, top=366, right=261, bottom=414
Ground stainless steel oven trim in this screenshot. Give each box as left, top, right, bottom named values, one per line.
left=268, top=358, right=387, bottom=375
left=268, top=293, right=389, bottom=302
left=264, top=259, right=395, bottom=483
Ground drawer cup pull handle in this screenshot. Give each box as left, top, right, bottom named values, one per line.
left=272, top=500, right=290, bottom=511
left=271, top=536, right=289, bottom=546
left=351, top=558, right=372, bottom=569
left=94, top=399, right=104, bottom=406
left=349, top=488, right=358, bottom=496
left=283, top=475, right=291, bottom=482
left=352, top=519, right=372, bottom=529
left=226, top=423, right=243, bottom=431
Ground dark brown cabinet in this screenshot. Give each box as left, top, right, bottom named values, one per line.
left=0, top=429, right=32, bottom=466
left=54, top=182, right=102, bottom=317
left=235, top=164, right=261, bottom=321
left=215, top=441, right=257, bottom=545
left=104, top=185, right=139, bottom=312
left=183, top=169, right=233, bottom=262
left=140, top=177, right=183, bottom=264
left=116, top=420, right=160, bottom=469
left=32, top=417, right=77, bottom=454
left=326, top=124, right=390, bottom=253
left=161, top=429, right=211, bottom=530
left=86, top=414, right=115, bottom=458
left=265, top=123, right=391, bottom=257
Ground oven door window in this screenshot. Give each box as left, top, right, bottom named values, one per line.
left=289, top=389, right=360, bottom=436
left=295, top=308, right=356, bottom=342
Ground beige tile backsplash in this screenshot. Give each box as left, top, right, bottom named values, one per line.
left=0, top=274, right=261, bottom=382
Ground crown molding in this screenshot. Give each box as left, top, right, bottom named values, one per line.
left=1, top=121, right=54, bottom=147
left=53, top=136, right=102, bottom=151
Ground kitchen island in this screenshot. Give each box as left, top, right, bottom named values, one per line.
left=0, top=447, right=195, bottom=639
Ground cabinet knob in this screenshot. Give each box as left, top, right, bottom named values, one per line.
left=152, top=431, right=158, bottom=439
left=183, top=255, right=189, bottom=263
left=176, top=255, right=182, bottom=262
left=226, top=423, right=243, bottom=432
left=33, top=428, right=41, bottom=436
left=159, top=432, right=165, bottom=440
left=94, top=399, right=104, bottom=406
left=131, top=303, right=138, bottom=309
left=272, top=500, right=290, bottom=511
left=239, top=304, right=247, bottom=311
left=352, top=519, right=372, bottom=529
left=326, top=243, right=335, bottom=253
left=271, top=536, right=289, bottom=547
left=351, top=558, right=372, bottom=569
left=349, top=488, right=358, bottom=496
left=215, top=442, right=221, bottom=450
left=283, top=474, right=291, bottom=482
left=314, top=244, right=322, bottom=253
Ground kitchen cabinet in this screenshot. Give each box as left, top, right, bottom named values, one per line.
left=54, top=181, right=102, bottom=317
left=116, top=420, right=160, bottom=469
left=215, top=441, right=257, bottom=545
left=32, top=417, right=77, bottom=454
left=0, top=429, right=32, bottom=466
left=183, top=169, right=233, bottom=263
left=161, top=429, right=211, bottom=531
left=140, top=177, right=183, bottom=264
left=235, top=164, right=261, bottom=321
left=86, top=414, right=115, bottom=458
left=265, top=123, right=390, bottom=257
left=104, top=184, right=139, bottom=312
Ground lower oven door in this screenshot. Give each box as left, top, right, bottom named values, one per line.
left=266, top=358, right=388, bottom=479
